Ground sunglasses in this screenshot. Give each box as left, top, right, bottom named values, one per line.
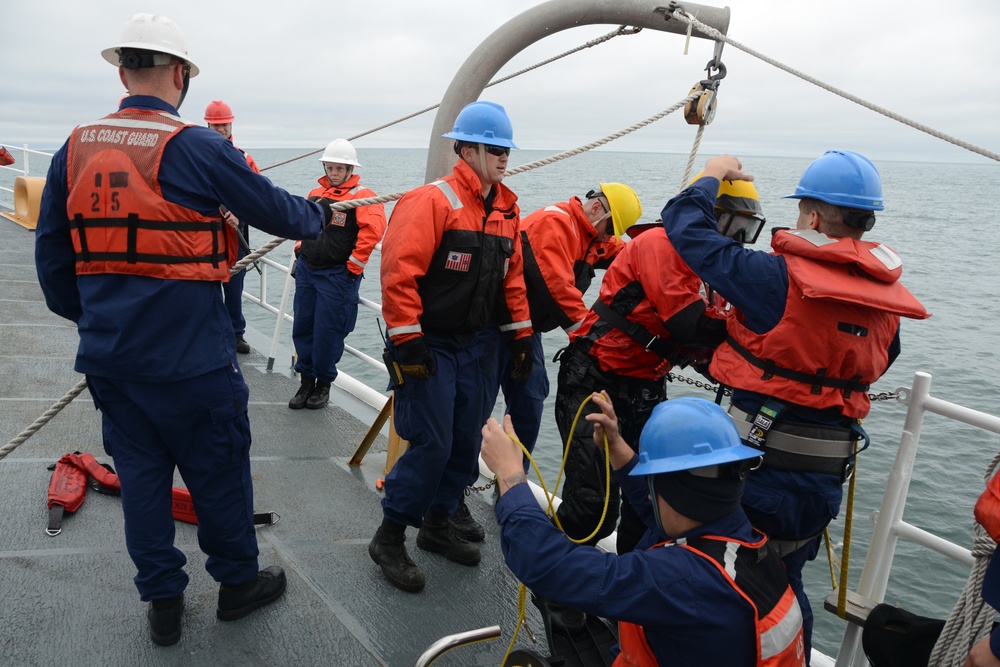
left=484, top=145, right=510, bottom=157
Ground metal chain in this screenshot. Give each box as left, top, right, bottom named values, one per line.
left=467, top=478, right=496, bottom=493
left=667, top=371, right=898, bottom=402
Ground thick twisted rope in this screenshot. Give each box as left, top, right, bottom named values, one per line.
left=0, top=378, right=89, bottom=462
left=927, top=451, right=1000, bottom=666
left=668, top=9, right=1000, bottom=163
left=235, top=90, right=702, bottom=274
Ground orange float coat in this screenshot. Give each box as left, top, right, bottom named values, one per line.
left=569, top=225, right=722, bottom=381
left=302, top=173, right=386, bottom=276
left=520, top=197, right=623, bottom=333
left=614, top=533, right=806, bottom=667
left=381, top=159, right=531, bottom=344
left=710, top=229, right=928, bottom=418
left=66, top=109, right=237, bottom=282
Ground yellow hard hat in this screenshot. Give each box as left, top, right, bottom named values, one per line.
left=689, top=171, right=766, bottom=243
left=598, top=182, right=642, bottom=239
left=689, top=171, right=763, bottom=217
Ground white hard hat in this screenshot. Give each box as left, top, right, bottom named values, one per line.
left=319, top=138, right=361, bottom=168
left=101, top=13, right=200, bottom=77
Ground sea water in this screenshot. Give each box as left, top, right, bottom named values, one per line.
left=7, top=146, right=999, bottom=658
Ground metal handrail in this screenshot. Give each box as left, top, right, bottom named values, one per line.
left=414, top=625, right=502, bottom=667
left=832, top=371, right=1000, bottom=666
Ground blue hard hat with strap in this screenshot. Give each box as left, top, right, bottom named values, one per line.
left=442, top=101, right=518, bottom=148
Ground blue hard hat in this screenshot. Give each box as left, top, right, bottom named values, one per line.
left=784, top=150, right=884, bottom=211
left=630, top=397, right=760, bottom=477
left=442, top=101, right=518, bottom=149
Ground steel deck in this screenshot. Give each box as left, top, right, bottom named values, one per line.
left=0, top=217, right=547, bottom=666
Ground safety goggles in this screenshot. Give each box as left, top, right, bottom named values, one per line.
left=484, top=145, right=510, bottom=157
left=716, top=210, right=766, bottom=244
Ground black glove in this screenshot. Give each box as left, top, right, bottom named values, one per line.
left=395, top=337, right=436, bottom=381
left=315, top=198, right=334, bottom=228
left=507, top=337, right=534, bottom=381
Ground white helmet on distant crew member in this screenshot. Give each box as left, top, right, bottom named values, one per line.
left=320, top=139, right=361, bottom=168
left=101, top=13, right=200, bottom=76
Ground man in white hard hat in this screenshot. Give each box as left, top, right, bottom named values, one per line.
left=287, top=138, right=387, bottom=410
left=35, top=13, right=335, bottom=647
left=204, top=99, right=260, bottom=355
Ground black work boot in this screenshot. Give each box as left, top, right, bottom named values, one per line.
left=417, top=511, right=481, bottom=566
left=288, top=376, right=315, bottom=410
left=216, top=566, right=287, bottom=621
left=448, top=496, right=485, bottom=542
left=305, top=382, right=330, bottom=409
left=369, top=521, right=425, bottom=593
left=148, top=593, right=183, bottom=646
left=235, top=335, right=251, bottom=354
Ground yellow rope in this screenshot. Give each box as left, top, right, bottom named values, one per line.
left=823, top=528, right=838, bottom=590
left=501, top=393, right=613, bottom=662
left=836, top=439, right=860, bottom=618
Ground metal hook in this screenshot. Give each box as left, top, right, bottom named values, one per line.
left=704, top=58, right=727, bottom=83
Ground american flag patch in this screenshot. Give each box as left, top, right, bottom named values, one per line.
left=331, top=212, right=347, bottom=227
left=444, top=251, right=472, bottom=272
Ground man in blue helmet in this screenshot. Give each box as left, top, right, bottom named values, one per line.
left=662, top=152, right=929, bottom=661
left=372, top=101, right=533, bottom=592
left=481, top=394, right=805, bottom=666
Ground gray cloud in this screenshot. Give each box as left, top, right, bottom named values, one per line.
left=3, top=0, right=998, bottom=164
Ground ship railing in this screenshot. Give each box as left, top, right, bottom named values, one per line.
left=832, top=371, right=1000, bottom=667
left=252, top=240, right=390, bottom=410
left=0, top=143, right=52, bottom=197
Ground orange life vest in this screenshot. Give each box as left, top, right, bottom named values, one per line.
left=66, top=109, right=237, bottom=282
left=614, top=532, right=805, bottom=667
left=975, top=470, right=1000, bottom=543
left=710, top=229, right=928, bottom=418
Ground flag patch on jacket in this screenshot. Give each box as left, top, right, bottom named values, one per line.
left=444, top=251, right=472, bottom=272
left=332, top=212, right=347, bottom=227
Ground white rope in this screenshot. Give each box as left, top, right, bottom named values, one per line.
left=668, top=9, right=1000, bottom=163
left=235, top=90, right=704, bottom=274
left=505, top=92, right=700, bottom=178
left=0, top=378, right=89, bottom=462
left=680, top=123, right=707, bottom=193
left=927, top=449, right=1000, bottom=666
left=261, top=26, right=640, bottom=172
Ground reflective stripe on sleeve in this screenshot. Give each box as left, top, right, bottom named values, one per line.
left=499, top=320, right=532, bottom=333
left=386, top=324, right=422, bottom=337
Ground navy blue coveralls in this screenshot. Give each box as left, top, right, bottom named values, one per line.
left=35, top=95, right=327, bottom=601
left=662, top=176, right=900, bottom=659
left=496, top=457, right=761, bottom=666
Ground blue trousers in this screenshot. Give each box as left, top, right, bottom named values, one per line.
left=223, top=267, right=246, bottom=337
left=292, top=263, right=360, bottom=383
left=382, top=331, right=491, bottom=526
left=87, top=366, right=259, bottom=601
left=483, top=329, right=549, bottom=468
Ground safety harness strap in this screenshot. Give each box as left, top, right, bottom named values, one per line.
left=591, top=298, right=682, bottom=364
left=729, top=405, right=857, bottom=478
left=725, top=335, right=870, bottom=397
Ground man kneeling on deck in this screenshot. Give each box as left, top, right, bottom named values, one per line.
left=481, top=394, right=806, bottom=667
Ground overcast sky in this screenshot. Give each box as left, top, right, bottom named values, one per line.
left=4, top=0, right=999, bottom=164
